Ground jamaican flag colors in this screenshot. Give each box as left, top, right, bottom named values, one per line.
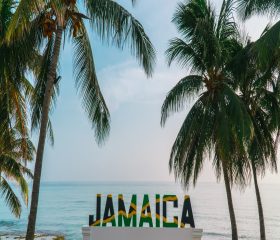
left=89, top=194, right=195, bottom=228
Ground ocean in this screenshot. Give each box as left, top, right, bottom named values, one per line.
left=0, top=182, right=279, bottom=239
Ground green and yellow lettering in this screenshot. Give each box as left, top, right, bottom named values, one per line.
left=118, top=194, right=137, bottom=227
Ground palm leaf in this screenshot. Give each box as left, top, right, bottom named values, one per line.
left=161, top=75, right=204, bottom=126
left=216, top=0, right=237, bottom=41
left=72, top=20, right=110, bottom=143
left=172, top=0, right=209, bottom=39
left=237, top=0, right=280, bottom=19
left=0, top=177, right=22, bottom=218
left=85, top=0, right=156, bottom=76
left=166, top=38, right=206, bottom=72
left=5, top=0, right=42, bottom=42
left=169, top=92, right=213, bottom=188
left=252, top=20, right=280, bottom=68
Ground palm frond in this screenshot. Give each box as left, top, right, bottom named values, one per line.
left=5, top=0, right=42, bottom=42
left=252, top=20, right=280, bottom=68
left=169, top=92, right=213, bottom=188
left=18, top=175, right=29, bottom=205
left=166, top=38, right=206, bottom=72
left=0, top=177, right=22, bottom=218
left=172, top=0, right=209, bottom=39
left=169, top=0, right=230, bottom=71
left=85, top=0, right=156, bottom=76
left=217, top=0, right=238, bottom=42
left=237, top=0, right=280, bottom=19
left=72, top=20, right=110, bottom=143
left=161, top=75, right=204, bottom=126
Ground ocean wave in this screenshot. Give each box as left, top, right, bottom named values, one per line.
left=0, top=220, right=16, bottom=227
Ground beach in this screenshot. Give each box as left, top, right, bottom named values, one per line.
left=0, top=182, right=279, bottom=240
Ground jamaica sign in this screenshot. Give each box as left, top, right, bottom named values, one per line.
left=89, top=194, right=195, bottom=228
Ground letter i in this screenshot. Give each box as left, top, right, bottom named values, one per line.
left=156, top=194, right=160, bottom=227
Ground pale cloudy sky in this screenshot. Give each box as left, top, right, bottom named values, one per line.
left=37, top=0, right=279, bottom=184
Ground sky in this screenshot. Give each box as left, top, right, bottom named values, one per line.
left=36, top=0, right=280, bottom=184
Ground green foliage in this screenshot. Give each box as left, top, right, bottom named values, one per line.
left=162, top=0, right=254, bottom=188
left=0, top=128, right=34, bottom=217
left=165, top=0, right=280, bottom=190
left=0, top=0, right=34, bottom=217
left=230, top=42, right=279, bottom=177
left=161, top=75, right=204, bottom=125
left=72, top=21, right=110, bottom=142
left=85, top=0, right=156, bottom=77
left=237, top=0, right=280, bottom=69
left=237, top=0, right=280, bottom=18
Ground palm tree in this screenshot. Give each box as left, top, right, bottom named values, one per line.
left=161, top=1, right=253, bottom=239
left=0, top=0, right=37, bottom=149
left=230, top=42, right=280, bottom=240
left=0, top=0, right=36, bottom=217
left=7, top=0, right=155, bottom=239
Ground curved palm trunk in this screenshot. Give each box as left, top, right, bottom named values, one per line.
left=222, top=161, right=238, bottom=240
left=252, top=163, right=266, bottom=240
left=26, top=27, right=63, bottom=240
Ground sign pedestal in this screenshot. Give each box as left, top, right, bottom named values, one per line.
left=82, top=227, right=203, bottom=240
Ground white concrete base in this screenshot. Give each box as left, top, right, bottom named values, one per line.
left=82, top=227, right=203, bottom=240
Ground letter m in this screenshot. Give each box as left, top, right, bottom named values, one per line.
left=118, top=194, right=137, bottom=227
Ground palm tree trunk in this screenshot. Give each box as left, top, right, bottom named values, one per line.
left=222, top=161, right=238, bottom=240
left=26, top=27, right=63, bottom=240
left=252, top=163, right=266, bottom=240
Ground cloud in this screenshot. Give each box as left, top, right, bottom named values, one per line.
left=98, top=58, right=186, bottom=112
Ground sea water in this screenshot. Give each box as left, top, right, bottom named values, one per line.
left=0, top=182, right=279, bottom=240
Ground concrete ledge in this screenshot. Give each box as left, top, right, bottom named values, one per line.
left=82, top=227, right=203, bottom=240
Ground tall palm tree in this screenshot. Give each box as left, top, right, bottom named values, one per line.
left=0, top=0, right=35, bottom=217
left=7, top=1, right=155, bottom=239
left=0, top=0, right=37, bottom=149
left=230, top=43, right=280, bottom=240
left=234, top=2, right=280, bottom=238
left=161, top=1, right=253, bottom=239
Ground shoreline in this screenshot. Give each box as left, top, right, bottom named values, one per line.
left=0, top=233, right=64, bottom=240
